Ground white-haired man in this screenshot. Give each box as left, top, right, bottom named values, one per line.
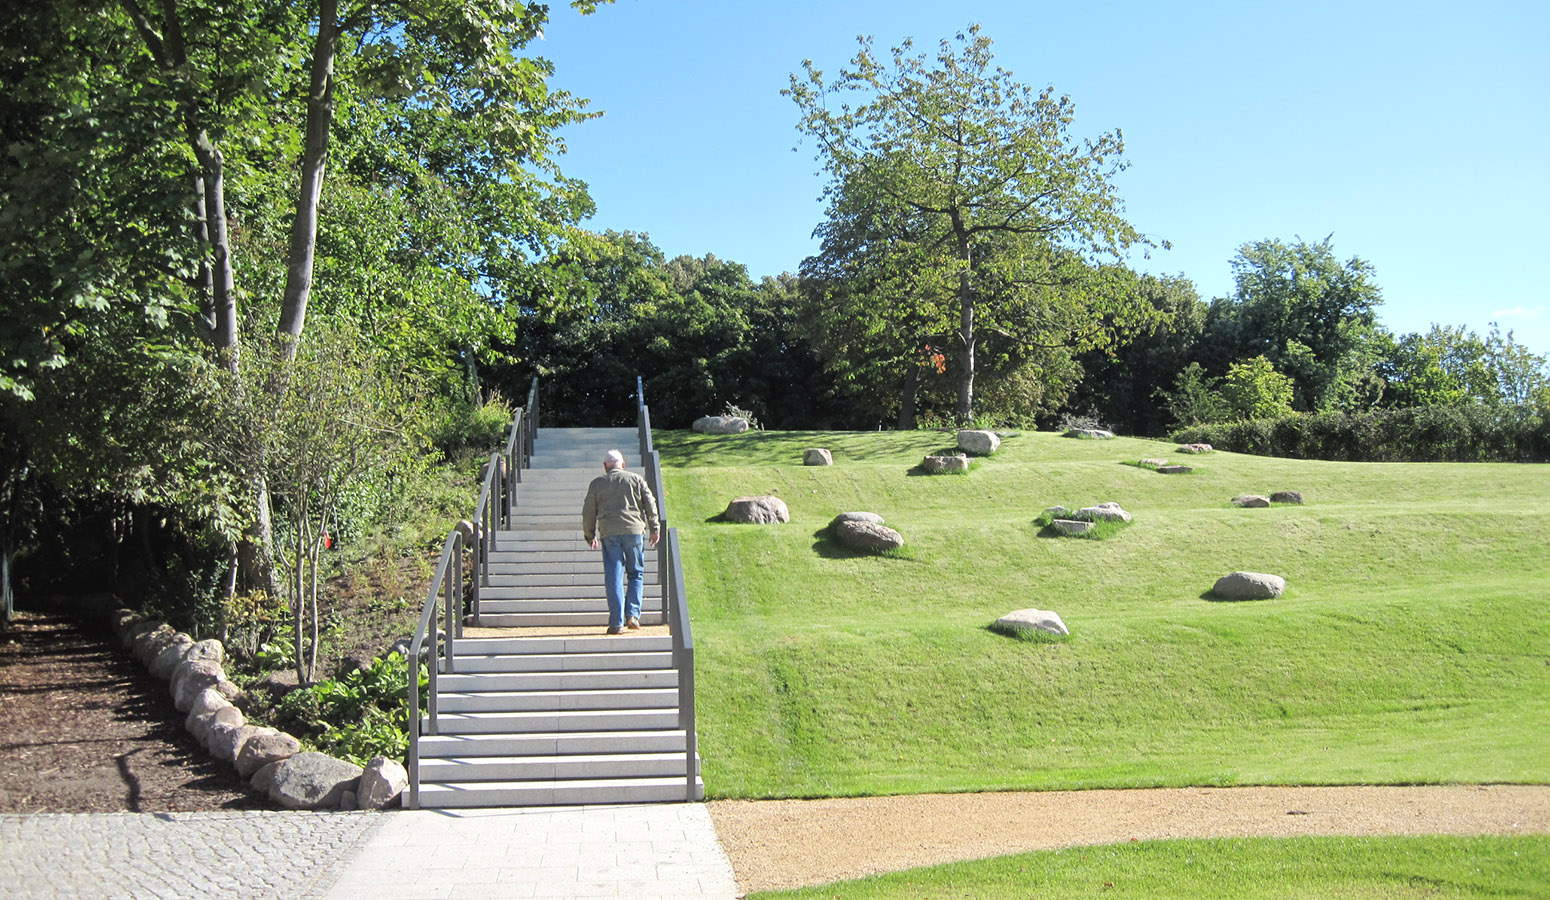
left=581, top=449, right=661, bottom=634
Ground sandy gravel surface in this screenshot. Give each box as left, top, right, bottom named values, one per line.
left=709, top=784, right=1550, bottom=894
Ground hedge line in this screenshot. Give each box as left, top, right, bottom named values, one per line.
left=1169, top=406, right=1550, bottom=463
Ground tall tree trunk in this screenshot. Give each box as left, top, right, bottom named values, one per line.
left=277, top=0, right=341, bottom=359
left=956, top=248, right=976, bottom=425
left=897, top=366, right=919, bottom=430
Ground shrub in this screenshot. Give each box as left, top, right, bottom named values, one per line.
left=269, top=653, right=427, bottom=765
left=1170, top=405, right=1550, bottom=463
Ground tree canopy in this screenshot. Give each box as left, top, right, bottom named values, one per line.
left=789, top=25, right=1162, bottom=424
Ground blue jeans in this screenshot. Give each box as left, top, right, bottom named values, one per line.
left=600, top=533, right=645, bottom=630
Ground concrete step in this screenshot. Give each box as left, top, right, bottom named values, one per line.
left=474, top=611, right=666, bottom=628
left=448, top=650, right=673, bottom=674
left=485, top=561, right=659, bottom=576
left=419, top=752, right=699, bottom=782
left=416, top=775, right=704, bottom=808
left=438, top=687, right=680, bottom=714
left=418, top=729, right=689, bottom=758
left=477, top=598, right=663, bottom=614
left=430, top=707, right=682, bottom=734
left=452, top=634, right=671, bottom=656
left=479, top=583, right=663, bottom=599
left=436, top=669, right=677, bottom=694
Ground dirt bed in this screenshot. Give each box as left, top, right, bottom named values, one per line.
left=0, top=610, right=260, bottom=813
left=709, top=784, right=1550, bottom=894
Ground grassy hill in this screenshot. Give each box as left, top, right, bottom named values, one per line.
left=657, top=429, right=1550, bottom=799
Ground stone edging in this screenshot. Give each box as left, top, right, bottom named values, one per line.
left=106, top=607, right=407, bottom=810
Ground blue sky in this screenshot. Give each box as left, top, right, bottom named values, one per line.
left=537, top=0, right=1549, bottom=353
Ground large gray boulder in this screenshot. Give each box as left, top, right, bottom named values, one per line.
left=723, top=496, right=789, bottom=524
left=1064, top=428, right=1115, bottom=440
left=184, top=639, right=225, bottom=666
left=237, top=731, right=302, bottom=778
left=833, top=520, right=905, bottom=553
left=268, top=752, right=363, bottom=810
left=803, top=448, right=833, bottom=466
left=957, top=430, right=1000, bottom=456
left=171, top=659, right=226, bottom=712
left=1156, top=465, right=1194, bottom=474
left=1050, top=519, right=1094, bottom=535
left=1074, top=502, right=1132, bottom=524
left=111, top=609, right=146, bottom=646
left=831, top=511, right=884, bottom=527
left=122, top=618, right=165, bottom=652
left=149, top=635, right=196, bottom=680
left=134, top=625, right=181, bottom=668
left=212, top=724, right=276, bottom=764
left=692, top=415, right=749, bottom=435
left=189, top=705, right=244, bottom=751
left=1211, top=571, right=1286, bottom=601
left=921, top=454, right=969, bottom=474
left=1233, top=495, right=1271, bottom=508
left=994, top=608, right=1070, bottom=637
left=1177, top=443, right=1213, bottom=454
left=1271, top=490, right=1304, bottom=504
left=357, top=756, right=409, bottom=809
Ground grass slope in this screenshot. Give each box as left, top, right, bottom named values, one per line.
left=749, top=835, right=1550, bottom=900
left=658, top=430, right=1550, bottom=798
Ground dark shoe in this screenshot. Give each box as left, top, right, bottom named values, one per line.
left=626, top=617, right=640, bottom=630
left=606, top=626, right=624, bottom=635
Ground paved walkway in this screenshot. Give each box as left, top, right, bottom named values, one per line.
left=0, top=804, right=739, bottom=900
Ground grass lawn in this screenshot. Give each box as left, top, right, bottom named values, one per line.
left=657, top=430, right=1550, bottom=798
left=747, top=835, right=1550, bottom=899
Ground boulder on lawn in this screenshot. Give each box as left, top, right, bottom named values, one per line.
left=957, top=430, right=1000, bottom=456
left=1073, top=502, right=1132, bottom=524
left=1232, top=495, right=1271, bottom=508
left=1064, top=428, right=1115, bottom=440
left=803, top=448, right=833, bottom=466
left=1156, top=465, right=1194, bottom=474
left=1177, top=443, right=1213, bottom=454
left=724, top=496, right=789, bottom=524
left=1210, top=571, right=1286, bottom=601
left=268, top=752, right=364, bottom=811
left=1050, top=519, right=1094, bottom=536
left=832, top=520, right=905, bottom=553
left=357, top=756, right=409, bottom=809
left=1270, top=490, right=1304, bottom=504
left=921, top=454, right=970, bottom=474
left=994, top=609, right=1070, bottom=637
left=692, top=415, right=749, bottom=435
left=831, top=511, right=884, bottom=528
left=1139, top=458, right=1168, bottom=468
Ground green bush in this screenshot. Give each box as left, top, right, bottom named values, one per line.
left=1170, top=405, right=1550, bottom=462
left=270, top=653, right=427, bottom=765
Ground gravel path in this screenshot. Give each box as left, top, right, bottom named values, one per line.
left=709, top=784, right=1550, bottom=894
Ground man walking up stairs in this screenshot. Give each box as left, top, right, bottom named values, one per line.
left=413, top=427, right=703, bottom=807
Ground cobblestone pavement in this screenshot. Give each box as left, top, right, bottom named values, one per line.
left=0, top=805, right=738, bottom=900
left=0, top=811, right=383, bottom=899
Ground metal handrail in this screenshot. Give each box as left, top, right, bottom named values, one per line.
left=405, top=529, right=461, bottom=809
left=637, top=376, right=696, bottom=800
left=663, top=527, right=697, bottom=800
left=406, top=376, right=540, bottom=809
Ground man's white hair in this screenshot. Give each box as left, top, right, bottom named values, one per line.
left=604, top=449, right=625, bottom=469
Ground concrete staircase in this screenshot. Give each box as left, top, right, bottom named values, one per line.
left=415, top=427, right=704, bottom=808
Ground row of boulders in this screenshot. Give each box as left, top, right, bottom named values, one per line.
left=108, top=608, right=407, bottom=811
left=1232, top=491, right=1304, bottom=507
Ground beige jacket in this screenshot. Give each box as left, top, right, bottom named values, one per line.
left=581, top=468, right=660, bottom=542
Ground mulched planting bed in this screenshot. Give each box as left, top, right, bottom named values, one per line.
left=0, top=609, right=262, bottom=813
